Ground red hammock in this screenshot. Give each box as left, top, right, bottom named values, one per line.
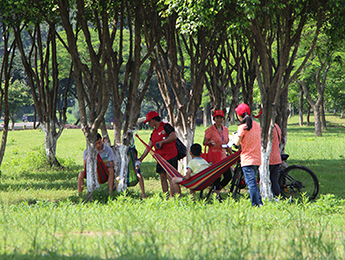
left=136, top=134, right=241, bottom=191
left=84, top=153, right=109, bottom=184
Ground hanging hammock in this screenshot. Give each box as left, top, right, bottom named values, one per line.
left=135, top=134, right=241, bottom=191
left=84, top=154, right=109, bottom=184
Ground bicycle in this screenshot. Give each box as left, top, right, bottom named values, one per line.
left=229, top=153, right=319, bottom=201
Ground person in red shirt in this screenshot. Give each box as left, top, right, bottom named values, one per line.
left=139, top=111, right=181, bottom=197
left=231, top=103, right=263, bottom=206
left=270, top=123, right=282, bottom=199
left=203, top=110, right=232, bottom=196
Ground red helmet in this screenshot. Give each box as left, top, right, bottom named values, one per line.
left=235, top=103, right=251, bottom=116
left=213, top=110, right=225, bottom=118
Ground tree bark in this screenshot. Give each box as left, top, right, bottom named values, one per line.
left=299, top=87, right=304, bottom=126
left=0, top=25, right=15, bottom=167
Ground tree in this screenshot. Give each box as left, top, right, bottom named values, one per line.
left=14, top=20, right=70, bottom=167
left=145, top=0, right=230, bottom=167
left=230, top=0, right=334, bottom=200
left=0, top=22, right=16, bottom=167
left=295, top=32, right=340, bottom=136
left=8, top=79, right=31, bottom=128
left=57, top=0, right=155, bottom=193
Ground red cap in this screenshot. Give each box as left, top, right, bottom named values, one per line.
left=143, top=111, right=159, bottom=124
left=235, top=103, right=251, bottom=116
left=213, top=110, right=225, bottom=118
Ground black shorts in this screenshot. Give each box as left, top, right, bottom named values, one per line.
left=156, top=156, right=178, bottom=174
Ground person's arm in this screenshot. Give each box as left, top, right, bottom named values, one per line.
left=203, top=137, right=216, bottom=146
left=107, top=160, right=115, bottom=193
left=230, top=132, right=242, bottom=147
left=156, top=131, right=177, bottom=148
left=138, top=140, right=153, bottom=162
left=107, top=160, right=114, bottom=170
left=184, top=168, right=192, bottom=180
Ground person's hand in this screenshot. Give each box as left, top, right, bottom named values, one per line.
left=156, top=141, right=163, bottom=149
left=226, top=146, right=233, bottom=154
left=135, top=160, right=141, bottom=167
left=208, top=140, right=216, bottom=146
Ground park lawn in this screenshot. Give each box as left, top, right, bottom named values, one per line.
left=0, top=114, right=345, bottom=259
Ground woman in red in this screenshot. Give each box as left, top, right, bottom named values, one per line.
left=139, top=111, right=181, bottom=197
left=203, top=110, right=232, bottom=196
left=231, top=103, right=263, bottom=206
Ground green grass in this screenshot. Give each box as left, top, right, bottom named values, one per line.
left=0, top=114, right=345, bottom=259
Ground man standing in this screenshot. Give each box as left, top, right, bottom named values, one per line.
left=139, top=111, right=181, bottom=197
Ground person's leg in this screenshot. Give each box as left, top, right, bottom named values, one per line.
left=190, top=189, right=196, bottom=199
left=172, top=177, right=184, bottom=184
left=137, top=173, right=146, bottom=198
left=167, top=157, right=181, bottom=197
left=269, top=164, right=281, bottom=197
left=156, top=163, right=169, bottom=194
left=108, top=168, right=115, bottom=194
left=167, top=173, right=181, bottom=197
left=242, top=166, right=263, bottom=206
left=220, top=168, right=233, bottom=189
left=159, top=172, right=169, bottom=193
left=78, top=170, right=86, bottom=193
left=213, top=178, right=221, bottom=195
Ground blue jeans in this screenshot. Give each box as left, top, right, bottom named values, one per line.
left=242, top=166, right=263, bottom=206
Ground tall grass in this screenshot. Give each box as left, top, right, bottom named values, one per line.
left=0, top=194, right=345, bottom=259
left=0, top=115, right=345, bottom=259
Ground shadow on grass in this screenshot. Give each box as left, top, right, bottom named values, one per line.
left=2, top=156, right=343, bottom=202
left=140, top=161, right=160, bottom=179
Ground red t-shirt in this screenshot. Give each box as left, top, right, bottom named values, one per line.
left=150, top=122, right=177, bottom=160
left=205, top=124, right=229, bottom=159
left=269, top=123, right=282, bottom=165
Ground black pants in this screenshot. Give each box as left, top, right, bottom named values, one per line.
left=269, top=164, right=281, bottom=197
left=156, top=156, right=178, bottom=174
left=213, top=167, right=232, bottom=190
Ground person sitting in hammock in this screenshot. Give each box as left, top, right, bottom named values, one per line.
left=78, top=133, right=115, bottom=194
left=172, top=143, right=209, bottom=197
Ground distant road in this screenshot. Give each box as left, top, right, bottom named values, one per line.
left=0, top=122, right=35, bottom=130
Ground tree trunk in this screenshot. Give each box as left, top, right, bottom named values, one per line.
left=307, top=108, right=310, bottom=125
left=321, top=96, right=327, bottom=130
left=341, top=109, right=344, bottom=119
left=278, top=85, right=289, bottom=154
left=100, top=120, right=111, bottom=147
left=10, top=116, right=15, bottom=130
left=313, top=106, right=322, bottom=136
left=0, top=27, right=14, bottom=166
left=33, top=105, right=37, bottom=129
left=116, top=144, right=129, bottom=192
left=85, top=142, right=99, bottom=193
left=41, top=122, right=62, bottom=167
left=299, top=87, right=304, bottom=126
left=259, top=131, right=273, bottom=201
left=203, top=103, right=211, bottom=127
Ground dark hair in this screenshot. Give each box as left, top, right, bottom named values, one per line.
left=190, top=143, right=202, bottom=156
left=239, top=114, right=252, bottom=131
left=151, top=116, right=161, bottom=122
left=96, top=133, right=102, bottom=141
